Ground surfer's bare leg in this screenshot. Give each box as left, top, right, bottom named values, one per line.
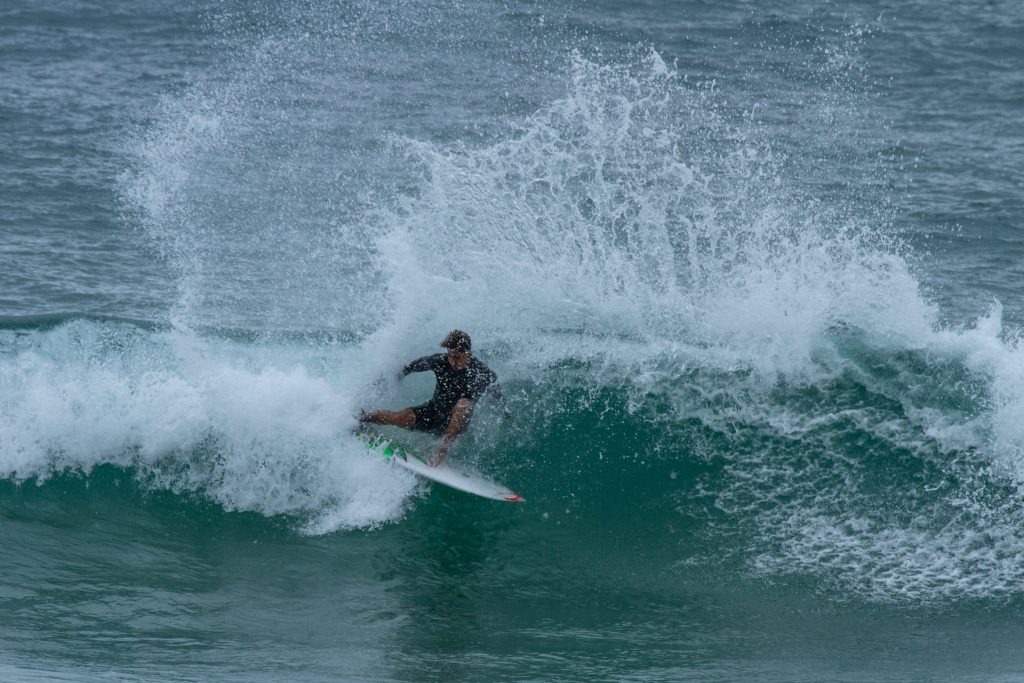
left=430, top=399, right=473, bottom=467
left=359, top=408, right=416, bottom=429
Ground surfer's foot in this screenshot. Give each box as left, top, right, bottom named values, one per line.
left=350, top=412, right=370, bottom=436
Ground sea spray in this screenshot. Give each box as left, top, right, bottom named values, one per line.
left=372, top=50, right=924, bottom=381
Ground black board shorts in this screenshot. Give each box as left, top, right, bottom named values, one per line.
left=410, top=401, right=452, bottom=435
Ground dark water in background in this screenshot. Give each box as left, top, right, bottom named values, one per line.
left=3, top=1, right=1024, bottom=680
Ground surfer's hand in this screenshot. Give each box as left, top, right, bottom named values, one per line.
left=430, top=445, right=449, bottom=468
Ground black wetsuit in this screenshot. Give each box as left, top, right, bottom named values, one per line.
left=403, top=354, right=500, bottom=435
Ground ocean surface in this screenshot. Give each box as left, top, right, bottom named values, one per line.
left=2, top=0, right=1024, bottom=680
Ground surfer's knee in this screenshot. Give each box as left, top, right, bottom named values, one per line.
left=448, top=399, right=473, bottom=430
left=364, top=408, right=417, bottom=429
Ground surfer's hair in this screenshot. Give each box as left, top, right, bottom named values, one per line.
left=441, top=329, right=471, bottom=353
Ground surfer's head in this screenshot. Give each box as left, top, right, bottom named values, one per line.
left=441, top=329, right=471, bottom=353
left=442, top=329, right=472, bottom=369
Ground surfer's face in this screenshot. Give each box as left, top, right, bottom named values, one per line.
left=447, top=348, right=470, bottom=369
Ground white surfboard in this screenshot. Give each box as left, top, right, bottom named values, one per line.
left=356, top=431, right=523, bottom=502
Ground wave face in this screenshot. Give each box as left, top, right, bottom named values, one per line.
left=3, top=308, right=1024, bottom=606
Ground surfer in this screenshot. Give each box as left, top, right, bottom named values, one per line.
left=358, top=330, right=505, bottom=467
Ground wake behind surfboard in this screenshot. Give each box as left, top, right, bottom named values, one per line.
left=356, top=431, right=524, bottom=503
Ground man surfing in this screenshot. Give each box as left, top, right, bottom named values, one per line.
left=358, top=330, right=504, bottom=467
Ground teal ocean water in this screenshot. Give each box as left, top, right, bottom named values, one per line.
left=3, top=1, right=1024, bottom=680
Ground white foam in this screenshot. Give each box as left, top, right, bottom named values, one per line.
left=936, top=304, right=1024, bottom=484
left=753, top=504, right=1024, bottom=603
left=0, top=322, right=415, bottom=534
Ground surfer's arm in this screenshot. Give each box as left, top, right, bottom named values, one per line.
left=470, top=363, right=513, bottom=420
left=481, top=367, right=513, bottom=419
left=401, top=354, right=443, bottom=377
left=487, top=383, right=513, bottom=419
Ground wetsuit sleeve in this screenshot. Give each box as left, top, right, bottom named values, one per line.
left=402, top=354, right=443, bottom=376
left=485, top=380, right=506, bottom=406
left=473, top=365, right=510, bottom=416
left=467, top=362, right=499, bottom=401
